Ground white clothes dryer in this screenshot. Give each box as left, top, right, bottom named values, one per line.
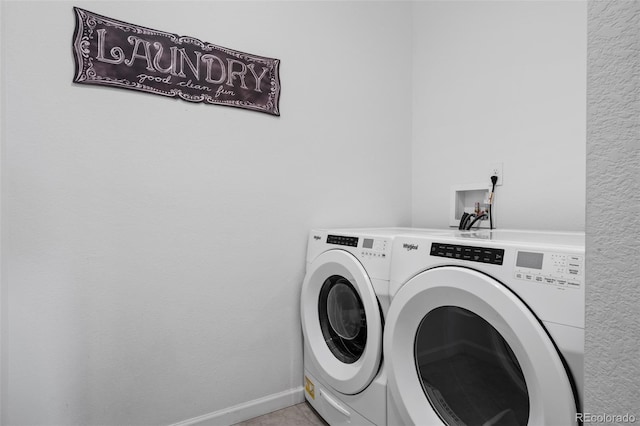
left=385, top=230, right=584, bottom=426
left=301, top=228, right=423, bottom=426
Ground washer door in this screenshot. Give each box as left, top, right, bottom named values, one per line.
left=301, top=250, right=382, bottom=395
left=384, top=266, right=578, bottom=426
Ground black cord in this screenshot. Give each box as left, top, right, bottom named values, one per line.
left=489, top=204, right=493, bottom=230
left=490, top=176, right=498, bottom=230
left=466, top=214, right=488, bottom=230
left=459, top=212, right=470, bottom=230
left=462, top=213, right=474, bottom=230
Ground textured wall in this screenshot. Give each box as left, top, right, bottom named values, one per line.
left=586, top=0, right=640, bottom=421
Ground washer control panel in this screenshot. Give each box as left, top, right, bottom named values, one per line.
left=514, top=251, right=583, bottom=289
left=360, top=237, right=388, bottom=258
left=327, top=235, right=358, bottom=247
left=327, top=235, right=388, bottom=258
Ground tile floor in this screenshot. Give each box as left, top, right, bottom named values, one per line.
left=232, top=402, right=327, bottom=426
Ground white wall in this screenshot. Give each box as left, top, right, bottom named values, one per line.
left=0, top=1, right=412, bottom=424
left=411, top=1, right=586, bottom=231
left=586, top=0, right=640, bottom=418
left=2, top=1, right=600, bottom=425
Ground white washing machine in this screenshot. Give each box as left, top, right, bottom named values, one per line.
left=384, top=229, right=584, bottom=426
left=301, top=228, right=421, bottom=426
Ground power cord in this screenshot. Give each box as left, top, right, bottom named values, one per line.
left=489, top=175, right=498, bottom=230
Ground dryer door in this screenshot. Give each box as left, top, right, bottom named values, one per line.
left=301, top=249, right=382, bottom=395
left=384, top=266, right=578, bottom=426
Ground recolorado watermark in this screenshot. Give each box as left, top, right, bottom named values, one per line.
left=577, top=413, right=637, bottom=423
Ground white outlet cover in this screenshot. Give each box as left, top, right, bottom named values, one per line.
left=489, top=162, right=503, bottom=185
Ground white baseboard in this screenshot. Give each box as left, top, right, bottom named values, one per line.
left=170, top=386, right=305, bottom=426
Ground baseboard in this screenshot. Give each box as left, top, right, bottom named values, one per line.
left=170, top=386, right=305, bottom=426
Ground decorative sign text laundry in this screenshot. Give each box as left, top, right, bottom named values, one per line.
left=72, top=8, right=281, bottom=115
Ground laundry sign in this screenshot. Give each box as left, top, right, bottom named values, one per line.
left=72, top=7, right=281, bottom=116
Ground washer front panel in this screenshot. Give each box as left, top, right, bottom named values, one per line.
left=384, top=266, right=578, bottom=426
left=301, top=249, right=383, bottom=395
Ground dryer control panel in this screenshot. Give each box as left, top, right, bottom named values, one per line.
left=430, top=243, right=504, bottom=265
left=514, top=251, right=583, bottom=289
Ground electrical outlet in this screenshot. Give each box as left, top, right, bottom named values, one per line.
left=489, top=162, right=503, bottom=186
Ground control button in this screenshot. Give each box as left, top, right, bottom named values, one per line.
left=327, top=235, right=359, bottom=247
left=515, top=272, right=524, bottom=280
left=552, top=254, right=567, bottom=267
left=544, top=277, right=557, bottom=285
left=430, top=243, right=504, bottom=265
left=567, top=281, right=581, bottom=288
left=535, top=276, right=543, bottom=283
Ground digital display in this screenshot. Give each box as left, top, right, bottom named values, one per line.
left=363, top=239, right=374, bottom=249
left=516, top=251, right=544, bottom=270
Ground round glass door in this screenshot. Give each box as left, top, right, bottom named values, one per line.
left=384, top=266, right=578, bottom=426
left=415, top=306, right=529, bottom=425
left=300, top=249, right=383, bottom=395
left=319, top=275, right=367, bottom=363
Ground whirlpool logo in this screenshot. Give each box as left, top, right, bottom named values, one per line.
left=403, top=243, right=419, bottom=251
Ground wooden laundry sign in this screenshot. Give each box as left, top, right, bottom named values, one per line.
left=72, top=7, right=281, bottom=116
